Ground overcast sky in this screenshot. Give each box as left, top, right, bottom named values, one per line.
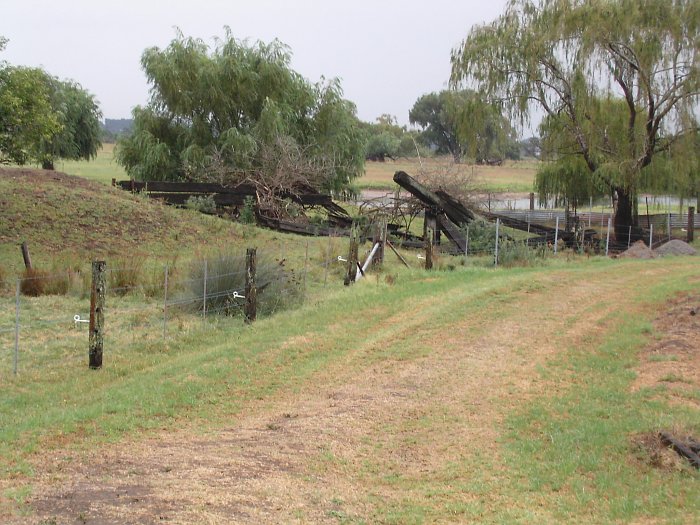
left=2, top=0, right=508, bottom=126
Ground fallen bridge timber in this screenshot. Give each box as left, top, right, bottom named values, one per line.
left=116, top=175, right=598, bottom=251
left=392, top=171, right=598, bottom=252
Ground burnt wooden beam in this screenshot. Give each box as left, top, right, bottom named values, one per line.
left=393, top=171, right=477, bottom=227
left=660, top=432, right=700, bottom=469
left=116, top=180, right=257, bottom=194
left=436, top=214, right=467, bottom=252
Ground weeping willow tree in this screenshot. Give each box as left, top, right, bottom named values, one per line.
left=117, top=29, right=365, bottom=203
left=451, top=0, right=700, bottom=239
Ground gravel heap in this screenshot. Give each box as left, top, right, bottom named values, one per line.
left=654, top=239, right=698, bottom=256
left=619, top=240, right=655, bottom=259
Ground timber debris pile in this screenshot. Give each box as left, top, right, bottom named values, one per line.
left=117, top=170, right=600, bottom=252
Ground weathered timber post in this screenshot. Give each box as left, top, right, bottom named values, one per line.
left=163, top=264, right=169, bottom=340
left=554, top=216, right=559, bottom=254
left=20, top=241, right=32, bottom=270
left=605, top=218, right=611, bottom=256
left=344, top=227, right=359, bottom=286
left=89, top=260, right=106, bottom=369
left=628, top=225, right=632, bottom=249
left=688, top=207, right=695, bottom=243
left=425, top=228, right=434, bottom=270
left=424, top=209, right=439, bottom=245
left=13, top=279, right=20, bottom=375
left=303, top=241, right=309, bottom=296
left=529, top=192, right=535, bottom=211
left=324, top=233, right=331, bottom=286
left=494, top=218, right=500, bottom=267
left=373, top=220, right=386, bottom=266
left=244, top=248, right=257, bottom=323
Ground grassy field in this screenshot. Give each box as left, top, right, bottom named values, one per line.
left=54, top=143, right=126, bottom=185
left=49, top=145, right=539, bottom=194
left=362, top=157, right=538, bottom=193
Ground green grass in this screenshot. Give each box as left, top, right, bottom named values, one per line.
left=360, top=157, right=537, bottom=193
left=2, top=256, right=699, bottom=522
left=53, top=143, right=126, bottom=185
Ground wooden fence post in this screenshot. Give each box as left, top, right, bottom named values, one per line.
left=245, top=248, right=257, bottom=324
left=89, top=260, right=106, bottom=369
left=529, top=192, right=535, bottom=211
left=425, top=228, right=434, bottom=270
left=373, top=220, right=386, bottom=266
left=20, top=241, right=32, bottom=270
left=688, top=207, right=695, bottom=243
left=344, top=227, right=359, bottom=286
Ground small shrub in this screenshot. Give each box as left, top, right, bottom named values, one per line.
left=20, top=268, right=49, bottom=296
left=240, top=195, right=256, bottom=224
left=498, top=240, right=542, bottom=268
left=185, top=194, right=217, bottom=214
left=185, top=251, right=303, bottom=317
left=462, top=220, right=499, bottom=255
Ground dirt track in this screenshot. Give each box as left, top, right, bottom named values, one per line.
left=9, top=265, right=700, bottom=524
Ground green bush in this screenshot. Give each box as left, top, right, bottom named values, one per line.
left=462, top=220, right=498, bottom=254
left=185, top=251, right=303, bottom=317
left=498, top=240, right=545, bottom=267
left=185, top=194, right=217, bottom=214
left=240, top=195, right=256, bottom=224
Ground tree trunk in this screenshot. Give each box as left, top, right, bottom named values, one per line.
left=42, top=159, right=54, bottom=170
left=452, top=150, right=461, bottom=164
left=614, top=187, right=640, bottom=241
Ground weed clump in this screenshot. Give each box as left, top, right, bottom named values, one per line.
left=19, top=268, right=75, bottom=296
left=108, top=258, right=145, bottom=296
left=185, top=194, right=217, bottom=214
left=185, top=251, right=302, bottom=317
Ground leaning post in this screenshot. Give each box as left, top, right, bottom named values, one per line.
left=344, top=226, right=359, bottom=286
left=688, top=207, right=695, bottom=243
left=89, top=260, right=106, bottom=369
left=245, top=248, right=257, bottom=324
left=425, top=228, right=434, bottom=270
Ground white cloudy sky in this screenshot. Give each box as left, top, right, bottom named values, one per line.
left=2, top=0, right=508, bottom=125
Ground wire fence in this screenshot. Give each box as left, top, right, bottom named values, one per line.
left=0, top=243, right=356, bottom=378
left=1, top=218, right=695, bottom=378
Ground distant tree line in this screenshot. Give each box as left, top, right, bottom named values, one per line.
left=101, top=118, right=134, bottom=143
left=361, top=91, right=525, bottom=165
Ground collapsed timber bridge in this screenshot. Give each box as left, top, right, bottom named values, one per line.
left=116, top=171, right=598, bottom=252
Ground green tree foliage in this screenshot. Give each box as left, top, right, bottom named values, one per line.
left=409, top=91, right=465, bottom=163
left=40, top=78, right=102, bottom=169
left=409, top=90, right=516, bottom=163
left=117, top=29, right=365, bottom=195
left=0, top=65, right=60, bottom=165
left=451, top=0, right=700, bottom=237
left=0, top=36, right=101, bottom=168
left=536, top=157, right=606, bottom=210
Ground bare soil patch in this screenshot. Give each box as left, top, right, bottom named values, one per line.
left=632, top=291, right=700, bottom=408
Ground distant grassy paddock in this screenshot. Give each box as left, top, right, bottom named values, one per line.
left=361, top=156, right=538, bottom=193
